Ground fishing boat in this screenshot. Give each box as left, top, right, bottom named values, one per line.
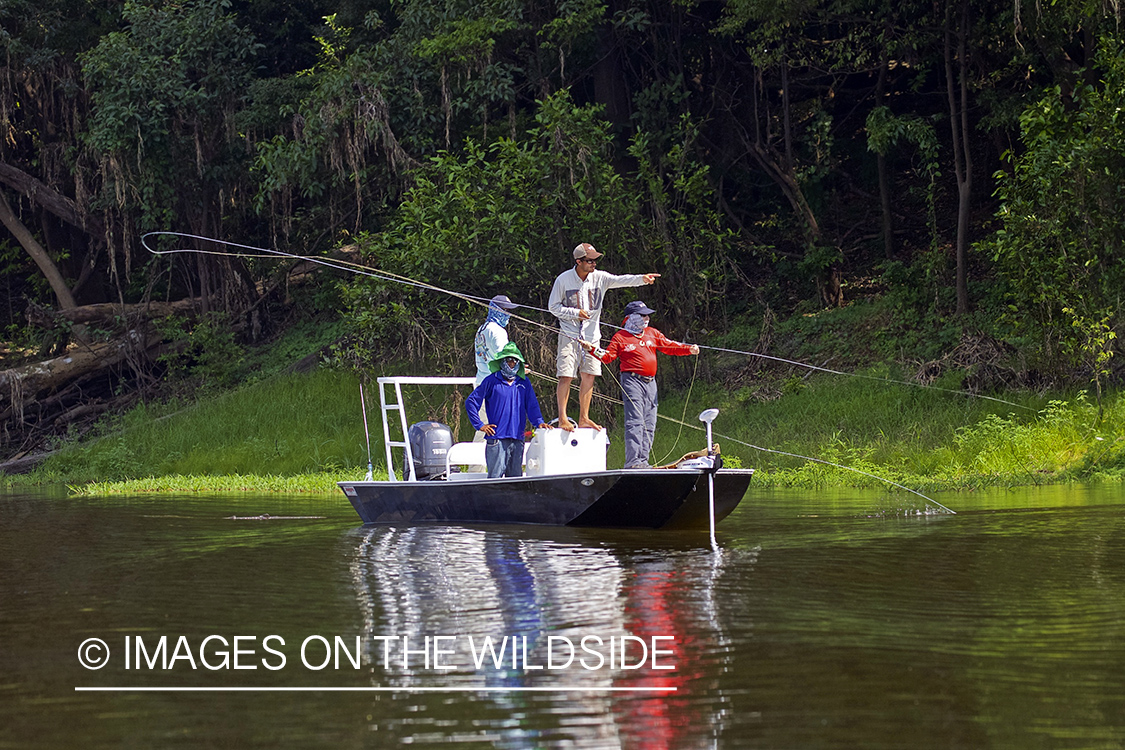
left=338, top=376, right=753, bottom=530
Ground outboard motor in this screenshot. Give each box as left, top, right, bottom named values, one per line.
left=404, top=421, right=453, bottom=480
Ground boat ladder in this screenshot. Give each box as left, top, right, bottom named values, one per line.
left=375, top=376, right=476, bottom=482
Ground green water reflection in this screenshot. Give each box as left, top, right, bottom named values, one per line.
left=1, top=484, right=1122, bottom=748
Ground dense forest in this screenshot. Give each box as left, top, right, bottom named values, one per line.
left=1, top=0, right=1122, bottom=464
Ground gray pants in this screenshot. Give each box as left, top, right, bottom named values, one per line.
left=621, top=372, right=658, bottom=469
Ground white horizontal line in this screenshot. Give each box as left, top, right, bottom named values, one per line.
left=76, top=686, right=676, bottom=693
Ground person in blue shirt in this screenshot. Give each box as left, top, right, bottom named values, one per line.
left=465, top=342, right=550, bottom=478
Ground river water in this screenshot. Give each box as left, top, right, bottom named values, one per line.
left=1, top=483, right=1123, bottom=749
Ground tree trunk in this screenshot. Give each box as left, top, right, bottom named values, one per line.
left=878, top=153, right=894, bottom=259
left=876, top=44, right=895, bottom=259
left=944, top=0, right=973, bottom=316
left=743, top=138, right=821, bottom=241
left=197, top=254, right=212, bottom=315
left=0, top=190, right=78, bottom=310
left=743, top=59, right=843, bottom=306
left=592, top=25, right=631, bottom=131
left=0, top=161, right=104, bottom=236
left=744, top=57, right=819, bottom=243
left=781, top=55, right=794, bottom=173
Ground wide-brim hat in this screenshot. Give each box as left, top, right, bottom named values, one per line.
left=489, top=294, right=519, bottom=310
left=488, top=341, right=527, bottom=378
left=572, top=243, right=603, bottom=260
left=623, top=300, right=656, bottom=317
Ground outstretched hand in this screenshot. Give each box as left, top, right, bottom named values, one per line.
left=643, top=273, right=661, bottom=284
left=689, top=344, right=699, bottom=355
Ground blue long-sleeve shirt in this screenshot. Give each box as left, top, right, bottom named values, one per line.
left=465, top=373, right=544, bottom=440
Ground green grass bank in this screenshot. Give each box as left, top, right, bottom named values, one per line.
left=5, top=366, right=1123, bottom=496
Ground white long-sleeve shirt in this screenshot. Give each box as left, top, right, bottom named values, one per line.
left=473, top=320, right=509, bottom=386
left=548, top=268, right=647, bottom=344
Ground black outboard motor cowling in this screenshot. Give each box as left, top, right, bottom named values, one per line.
left=405, top=421, right=453, bottom=480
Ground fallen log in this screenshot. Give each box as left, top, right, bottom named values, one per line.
left=0, top=452, right=53, bottom=475
left=26, top=297, right=203, bottom=329
left=53, top=400, right=113, bottom=427
left=0, top=327, right=160, bottom=408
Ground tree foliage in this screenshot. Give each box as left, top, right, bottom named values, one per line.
left=987, top=38, right=1125, bottom=372
left=80, top=0, right=259, bottom=252
left=341, top=90, right=733, bottom=355
left=1, top=0, right=1123, bottom=406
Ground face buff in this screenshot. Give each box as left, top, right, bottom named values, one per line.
left=500, top=359, right=519, bottom=381
left=487, top=304, right=511, bottom=328
left=624, top=313, right=648, bottom=335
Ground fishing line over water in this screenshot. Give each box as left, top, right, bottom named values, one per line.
left=143, top=232, right=981, bottom=514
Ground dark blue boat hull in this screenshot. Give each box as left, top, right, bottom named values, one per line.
left=338, top=468, right=753, bottom=529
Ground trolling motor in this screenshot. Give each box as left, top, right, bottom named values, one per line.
left=677, top=408, right=723, bottom=471
left=696, top=407, right=722, bottom=550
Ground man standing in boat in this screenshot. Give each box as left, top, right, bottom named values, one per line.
left=548, top=243, right=659, bottom=432
left=470, top=294, right=520, bottom=471
left=474, top=294, right=519, bottom=387
left=465, top=343, right=551, bottom=478
left=583, top=300, right=699, bottom=469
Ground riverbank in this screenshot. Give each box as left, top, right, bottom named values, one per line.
left=4, top=364, right=1123, bottom=496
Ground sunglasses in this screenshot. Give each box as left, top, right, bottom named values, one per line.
left=578, top=257, right=598, bottom=264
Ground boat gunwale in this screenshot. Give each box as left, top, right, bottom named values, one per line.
left=338, top=467, right=756, bottom=489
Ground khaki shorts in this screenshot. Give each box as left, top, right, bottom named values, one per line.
left=556, top=336, right=602, bottom=378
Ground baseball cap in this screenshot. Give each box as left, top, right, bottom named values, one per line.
left=623, top=300, right=656, bottom=317
left=572, top=243, right=603, bottom=260
left=489, top=294, right=519, bottom=310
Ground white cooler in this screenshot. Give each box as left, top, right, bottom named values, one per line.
left=523, top=427, right=609, bottom=476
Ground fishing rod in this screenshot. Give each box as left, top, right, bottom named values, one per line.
left=359, top=381, right=374, bottom=482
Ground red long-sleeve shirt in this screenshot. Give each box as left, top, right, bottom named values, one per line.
left=593, top=325, right=694, bottom=377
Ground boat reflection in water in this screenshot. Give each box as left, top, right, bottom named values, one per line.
left=345, top=524, right=735, bottom=747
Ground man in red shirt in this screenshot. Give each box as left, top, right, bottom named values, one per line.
left=582, top=301, right=699, bottom=469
